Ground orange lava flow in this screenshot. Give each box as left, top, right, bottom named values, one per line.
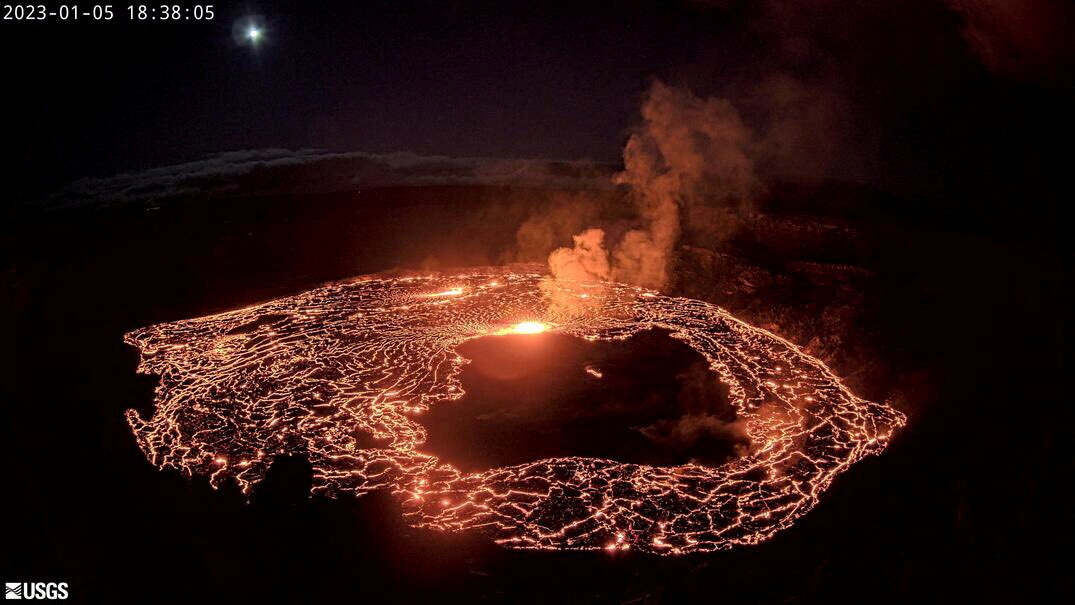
left=125, top=265, right=905, bottom=554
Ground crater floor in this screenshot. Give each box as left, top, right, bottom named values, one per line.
left=125, top=265, right=905, bottom=554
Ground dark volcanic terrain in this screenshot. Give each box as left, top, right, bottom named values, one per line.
left=6, top=181, right=1067, bottom=602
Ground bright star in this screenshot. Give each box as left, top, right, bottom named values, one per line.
left=233, top=15, right=267, bottom=48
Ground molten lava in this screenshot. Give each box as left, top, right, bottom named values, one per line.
left=125, top=265, right=905, bottom=554
left=507, top=321, right=551, bottom=334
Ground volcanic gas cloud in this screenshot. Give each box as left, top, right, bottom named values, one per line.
left=125, top=266, right=904, bottom=554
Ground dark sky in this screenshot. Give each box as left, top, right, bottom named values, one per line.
left=4, top=0, right=1072, bottom=208
left=4, top=1, right=719, bottom=195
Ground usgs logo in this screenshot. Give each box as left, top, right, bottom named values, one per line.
left=4, top=583, right=68, bottom=600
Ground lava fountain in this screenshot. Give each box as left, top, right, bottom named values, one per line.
left=124, top=265, right=905, bottom=554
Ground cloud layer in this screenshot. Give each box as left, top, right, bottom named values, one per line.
left=39, top=149, right=616, bottom=210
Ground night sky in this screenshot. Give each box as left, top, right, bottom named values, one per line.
left=4, top=0, right=1070, bottom=213
left=5, top=1, right=713, bottom=196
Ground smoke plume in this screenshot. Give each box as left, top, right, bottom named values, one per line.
left=541, top=228, right=611, bottom=317
left=514, top=192, right=604, bottom=264
left=944, top=0, right=1075, bottom=83
left=546, top=228, right=612, bottom=283
left=544, top=80, right=759, bottom=294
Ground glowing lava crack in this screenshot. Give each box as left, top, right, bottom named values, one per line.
left=125, top=266, right=905, bottom=554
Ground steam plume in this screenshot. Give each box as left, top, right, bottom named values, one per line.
left=545, top=81, right=759, bottom=294
left=547, top=228, right=611, bottom=283
left=542, top=228, right=611, bottom=317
